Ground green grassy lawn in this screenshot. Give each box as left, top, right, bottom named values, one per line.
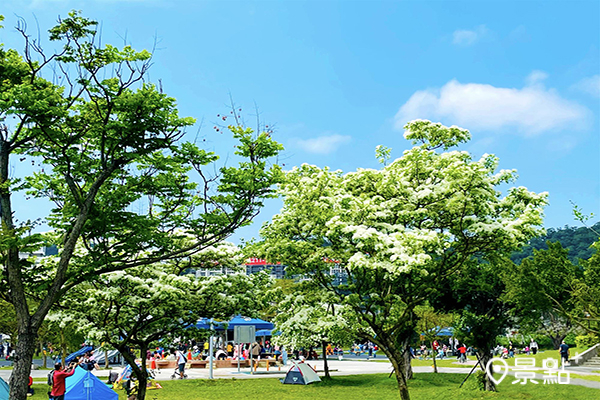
left=411, top=358, right=472, bottom=368
left=570, top=373, right=600, bottom=383
left=497, top=347, right=585, bottom=368
left=24, top=373, right=599, bottom=400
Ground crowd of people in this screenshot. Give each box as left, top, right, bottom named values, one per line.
left=411, top=339, right=473, bottom=363
left=412, top=338, right=544, bottom=363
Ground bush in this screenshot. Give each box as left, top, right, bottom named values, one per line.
left=536, top=336, right=553, bottom=349
left=564, top=333, right=577, bottom=347
left=461, top=370, right=486, bottom=391
left=575, top=334, right=600, bottom=349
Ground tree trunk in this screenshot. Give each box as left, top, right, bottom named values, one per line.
left=391, top=349, right=410, bottom=400
left=60, top=328, right=67, bottom=365
left=322, top=341, right=330, bottom=379
left=378, top=337, right=410, bottom=400
left=550, top=335, right=565, bottom=350
left=403, top=343, right=413, bottom=380
left=431, top=341, right=438, bottom=373
left=477, top=349, right=496, bottom=391
left=9, top=328, right=37, bottom=400
left=105, top=348, right=110, bottom=369
left=118, top=343, right=149, bottom=400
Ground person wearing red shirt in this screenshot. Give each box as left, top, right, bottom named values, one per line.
left=458, top=344, right=467, bottom=363
left=50, top=362, right=76, bottom=400
left=27, top=376, right=34, bottom=396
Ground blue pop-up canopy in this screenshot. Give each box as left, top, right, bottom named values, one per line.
left=195, top=315, right=273, bottom=331
left=228, top=316, right=274, bottom=330
left=65, top=366, right=117, bottom=400
left=421, top=326, right=454, bottom=337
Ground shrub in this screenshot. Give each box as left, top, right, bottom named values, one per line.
left=575, top=334, right=600, bottom=349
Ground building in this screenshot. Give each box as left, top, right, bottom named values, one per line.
left=244, top=258, right=286, bottom=280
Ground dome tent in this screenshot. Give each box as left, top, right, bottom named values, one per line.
left=65, top=366, right=117, bottom=400
left=281, top=361, right=321, bottom=385
left=0, top=376, right=8, bottom=400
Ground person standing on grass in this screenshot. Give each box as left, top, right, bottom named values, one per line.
left=458, top=344, right=467, bottom=363
left=531, top=339, right=538, bottom=355
left=50, top=362, right=76, bottom=400
left=559, top=340, right=570, bottom=367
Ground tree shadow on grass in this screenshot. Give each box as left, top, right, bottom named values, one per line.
left=314, top=375, right=393, bottom=388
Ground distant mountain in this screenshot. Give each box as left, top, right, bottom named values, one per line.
left=511, top=223, right=600, bottom=265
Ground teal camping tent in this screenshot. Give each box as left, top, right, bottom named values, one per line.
left=282, top=361, right=321, bottom=385
left=65, top=366, right=117, bottom=400
left=0, top=377, right=8, bottom=400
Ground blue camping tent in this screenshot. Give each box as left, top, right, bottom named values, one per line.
left=66, top=366, right=87, bottom=392
left=65, top=366, right=117, bottom=400
left=0, top=377, right=8, bottom=400
left=64, top=346, right=94, bottom=364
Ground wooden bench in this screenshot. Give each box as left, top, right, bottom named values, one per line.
left=189, top=360, right=208, bottom=369
left=231, top=359, right=250, bottom=368
left=155, top=360, right=177, bottom=369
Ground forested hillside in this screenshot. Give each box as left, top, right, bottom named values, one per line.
left=511, top=222, right=600, bottom=264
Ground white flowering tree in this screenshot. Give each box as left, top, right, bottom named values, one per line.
left=274, top=287, right=355, bottom=378
left=60, top=243, right=275, bottom=400
left=259, top=120, right=547, bottom=400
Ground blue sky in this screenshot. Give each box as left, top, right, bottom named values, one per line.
left=2, top=0, right=599, bottom=243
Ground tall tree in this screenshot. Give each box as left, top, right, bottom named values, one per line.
left=273, top=285, right=355, bottom=378
left=504, top=242, right=579, bottom=349
left=258, top=120, right=546, bottom=400
left=436, top=259, right=513, bottom=391
left=414, top=304, right=455, bottom=374
left=0, top=12, right=282, bottom=400
left=567, top=240, right=600, bottom=335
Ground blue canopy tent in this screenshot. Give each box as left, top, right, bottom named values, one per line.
left=421, top=327, right=454, bottom=337
left=437, top=327, right=454, bottom=336
left=65, top=366, right=117, bottom=400
left=228, top=316, right=274, bottom=330
left=195, top=318, right=227, bottom=330
left=255, top=329, right=272, bottom=336
left=195, top=316, right=274, bottom=331
left=0, top=377, right=9, bottom=400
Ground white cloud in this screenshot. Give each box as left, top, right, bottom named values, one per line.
left=452, top=25, right=487, bottom=46
left=395, top=74, right=591, bottom=135
left=525, top=70, right=549, bottom=86
left=509, top=25, right=531, bottom=42
left=293, top=134, right=351, bottom=155
left=571, top=75, right=600, bottom=98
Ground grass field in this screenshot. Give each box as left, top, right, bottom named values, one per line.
left=570, top=373, right=600, bottom=383
left=408, top=347, right=586, bottom=369
left=23, top=373, right=599, bottom=400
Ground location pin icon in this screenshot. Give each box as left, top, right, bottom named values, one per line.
left=486, top=358, right=509, bottom=385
